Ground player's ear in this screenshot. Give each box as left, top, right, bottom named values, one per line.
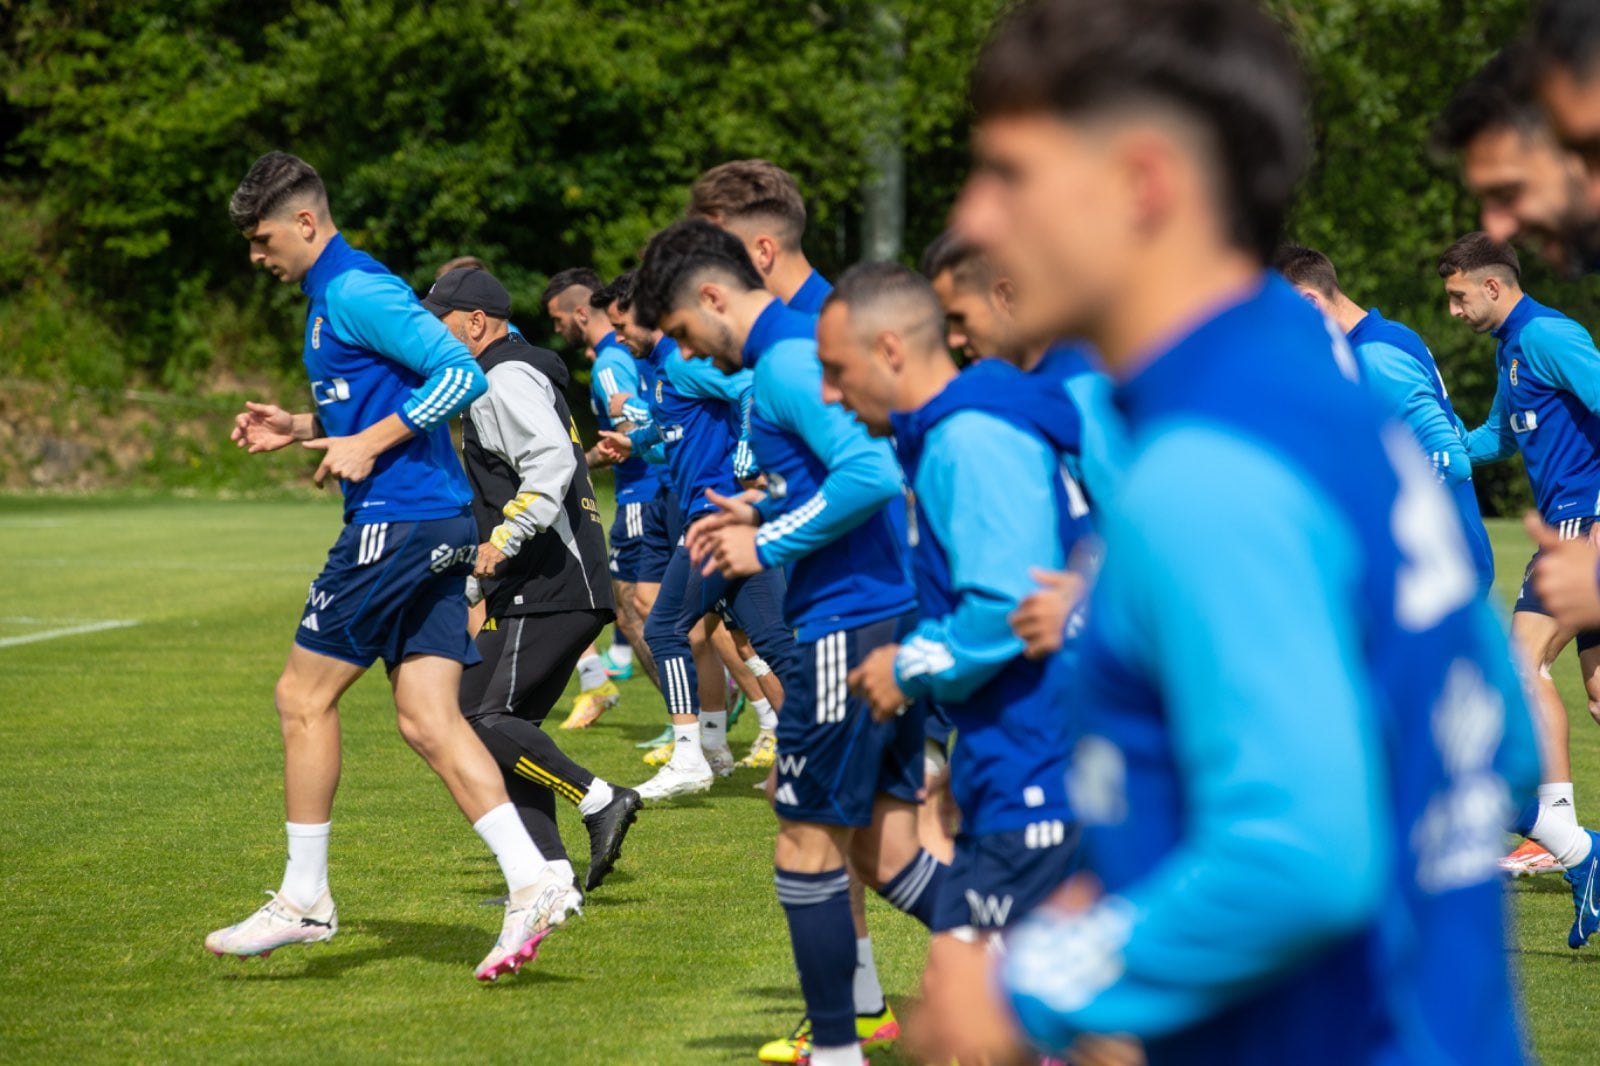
left=1485, top=276, right=1501, bottom=301
left=294, top=207, right=318, bottom=241
left=754, top=236, right=777, bottom=274
left=699, top=281, right=725, bottom=314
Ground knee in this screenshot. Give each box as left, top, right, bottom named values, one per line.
left=394, top=700, right=459, bottom=760
left=274, top=673, right=335, bottom=729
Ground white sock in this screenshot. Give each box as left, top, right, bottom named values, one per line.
left=853, top=936, right=886, bottom=1015
left=700, top=710, right=729, bottom=751
left=472, top=802, right=548, bottom=894
left=807, top=1045, right=865, bottom=1066
left=1540, top=782, right=1579, bottom=827
left=577, top=654, right=607, bottom=693
left=578, top=778, right=615, bottom=818
left=548, top=859, right=576, bottom=888
left=671, top=722, right=709, bottom=770
left=609, top=644, right=634, bottom=667
left=279, top=821, right=330, bottom=909
left=753, top=698, right=778, bottom=731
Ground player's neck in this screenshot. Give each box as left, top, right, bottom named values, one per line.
left=730, top=289, right=780, bottom=350
left=766, top=256, right=815, bottom=305
left=1489, top=289, right=1525, bottom=331
left=1329, top=293, right=1367, bottom=335
left=584, top=316, right=612, bottom=348
left=898, top=357, right=960, bottom=413
left=1091, top=240, right=1262, bottom=380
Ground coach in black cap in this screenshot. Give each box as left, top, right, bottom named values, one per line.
left=426, top=265, right=640, bottom=894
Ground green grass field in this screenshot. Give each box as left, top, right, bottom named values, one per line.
left=1, top=497, right=1598, bottom=1063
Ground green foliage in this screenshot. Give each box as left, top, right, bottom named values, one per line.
left=2, top=0, right=1596, bottom=513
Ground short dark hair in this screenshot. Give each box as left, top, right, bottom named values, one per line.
left=1272, top=245, right=1341, bottom=298
left=590, top=271, right=636, bottom=312
left=687, top=160, right=808, bottom=248
left=633, top=220, right=764, bottom=329
left=1432, top=44, right=1543, bottom=156
left=435, top=255, right=487, bottom=281
left=825, top=262, right=947, bottom=348
left=1437, top=232, right=1522, bottom=283
left=918, top=230, right=994, bottom=291
left=541, top=268, right=604, bottom=310
left=969, top=0, right=1308, bottom=262
left=228, top=151, right=328, bottom=231
left=1535, top=0, right=1600, bottom=80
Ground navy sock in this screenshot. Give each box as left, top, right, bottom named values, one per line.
left=877, top=848, right=947, bottom=929
left=775, top=866, right=856, bottom=1048
left=1513, top=797, right=1539, bottom=838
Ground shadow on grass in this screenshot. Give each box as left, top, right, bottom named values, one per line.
left=213, top=918, right=579, bottom=985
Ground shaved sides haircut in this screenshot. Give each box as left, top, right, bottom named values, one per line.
left=825, top=262, right=948, bottom=351
left=688, top=160, right=809, bottom=249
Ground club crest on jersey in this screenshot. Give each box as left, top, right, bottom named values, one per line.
left=312, top=316, right=324, bottom=350
left=1509, top=358, right=1518, bottom=386
left=655, top=379, right=663, bottom=403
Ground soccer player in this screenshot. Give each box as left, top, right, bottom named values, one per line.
left=1438, top=233, right=1600, bottom=881
left=420, top=266, right=642, bottom=895
left=1435, top=43, right=1600, bottom=276
left=912, top=2, right=1544, bottom=1063
left=814, top=261, right=1091, bottom=1017
left=638, top=219, right=951, bottom=1066
left=212, top=151, right=580, bottom=981
left=1275, top=245, right=1495, bottom=592
left=689, top=160, right=907, bottom=1063
left=541, top=268, right=628, bottom=727
left=599, top=282, right=799, bottom=799
left=1535, top=0, right=1600, bottom=225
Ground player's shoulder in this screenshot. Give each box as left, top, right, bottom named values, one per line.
left=1520, top=311, right=1597, bottom=358
left=325, top=263, right=406, bottom=307
left=1124, top=423, right=1321, bottom=524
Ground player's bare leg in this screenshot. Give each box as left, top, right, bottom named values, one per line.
left=612, top=578, right=661, bottom=689
left=1503, top=612, right=1583, bottom=876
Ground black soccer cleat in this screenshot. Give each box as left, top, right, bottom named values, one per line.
left=582, top=786, right=642, bottom=892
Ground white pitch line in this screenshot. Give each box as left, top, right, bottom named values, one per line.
left=0, top=619, right=139, bottom=650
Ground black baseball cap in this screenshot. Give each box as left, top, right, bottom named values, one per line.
left=421, top=267, right=513, bottom=318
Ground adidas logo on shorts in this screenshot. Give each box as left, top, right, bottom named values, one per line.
left=773, top=783, right=799, bottom=807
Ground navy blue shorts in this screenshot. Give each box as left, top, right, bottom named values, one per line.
left=608, top=496, right=657, bottom=583
left=632, top=490, right=679, bottom=585
left=294, top=513, right=481, bottom=673
left=1515, top=516, right=1600, bottom=651
left=931, top=822, right=1080, bottom=933
left=771, top=613, right=924, bottom=828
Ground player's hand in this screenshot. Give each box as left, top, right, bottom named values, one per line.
left=302, top=434, right=379, bottom=487
left=684, top=488, right=765, bottom=563
left=905, top=935, right=1033, bottom=1066
left=474, top=541, right=507, bottom=579
left=586, top=444, right=616, bottom=469
left=695, top=524, right=764, bottom=578
left=231, top=401, right=298, bottom=453
left=1010, top=568, right=1087, bottom=660
left=849, top=644, right=908, bottom=721
left=1526, top=511, right=1600, bottom=630
left=598, top=430, right=633, bottom=463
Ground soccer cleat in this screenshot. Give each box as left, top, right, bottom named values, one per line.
left=582, top=786, right=642, bottom=892
left=757, top=1007, right=899, bottom=1064
left=738, top=728, right=778, bottom=769
left=635, top=725, right=674, bottom=749
left=205, top=889, right=337, bottom=958
left=1565, top=830, right=1600, bottom=949
left=635, top=761, right=715, bottom=801
left=643, top=741, right=674, bottom=767
left=475, top=867, right=583, bottom=982
left=1501, top=839, right=1564, bottom=878
left=561, top=680, right=621, bottom=730
left=705, top=745, right=736, bottom=778
left=601, top=649, right=634, bottom=681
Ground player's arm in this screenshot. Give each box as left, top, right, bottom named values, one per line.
left=1464, top=375, right=1516, bottom=465
left=1003, top=429, right=1387, bottom=1046
left=749, top=344, right=903, bottom=568
left=895, top=414, right=1070, bottom=704
left=473, top=363, right=578, bottom=557
left=1520, top=317, right=1600, bottom=418
left=1358, top=341, right=1471, bottom=484
left=593, top=350, right=641, bottom=424
left=1061, top=370, right=1130, bottom=504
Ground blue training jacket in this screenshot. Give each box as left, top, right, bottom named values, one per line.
left=890, top=358, right=1094, bottom=833
left=590, top=331, right=661, bottom=505
left=1467, top=292, right=1600, bottom=525
left=629, top=336, right=748, bottom=525
left=743, top=299, right=916, bottom=640
left=1347, top=308, right=1494, bottom=590
left=1003, top=275, right=1539, bottom=1066
left=300, top=234, right=484, bottom=523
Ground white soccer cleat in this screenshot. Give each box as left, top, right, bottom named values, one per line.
left=475, top=867, right=584, bottom=982
left=705, top=745, right=737, bottom=778
left=635, top=761, right=715, bottom=801
left=205, top=889, right=337, bottom=958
